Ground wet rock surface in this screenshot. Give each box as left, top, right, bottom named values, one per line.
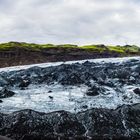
left=0, top=58, right=140, bottom=89
left=133, top=88, right=140, bottom=96
left=0, top=104, right=139, bottom=140
left=0, top=57, right=140, bottom=139
left=0, top=88, right=15, bottom=99
left=86, top=84, right=105, bottom=96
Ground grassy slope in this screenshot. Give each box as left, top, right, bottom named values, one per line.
left=0, top=42, right=140, bottom=56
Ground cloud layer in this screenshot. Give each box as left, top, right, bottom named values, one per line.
left=0, top=0, right=140, bottom=45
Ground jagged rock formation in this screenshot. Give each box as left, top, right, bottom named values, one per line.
left=1, top=58, right=140, bottom=90
left=0, top=88, right=15, bottom=98
left=0, top=57, right=140, bottom=139
left=0, top=104, right=139, bottom=140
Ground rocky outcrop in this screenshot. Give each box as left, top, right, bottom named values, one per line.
left=0, top=58, right=140, bottom=139
left=133, top=88, right=140, bottom=96
left=0, top=136, right=12, bottom=140
left=1, top=58, right=140, bottom=88
left=0, top=88, right=15, bottom=98
left=86, top=84, right=106, bottom=96
left=0, top=110, right=85, bottom=140
left=0, top=104, right=139, bottom=140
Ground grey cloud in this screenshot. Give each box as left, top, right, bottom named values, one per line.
left=0, top=0, right=140, bottom=45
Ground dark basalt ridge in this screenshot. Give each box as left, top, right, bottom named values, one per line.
left=0, top=104, right=139, bottom=140
left=1, top=59, right=140, bottom=89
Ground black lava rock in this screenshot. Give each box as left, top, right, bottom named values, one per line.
left=0, top=104, right=139, bottom=140
left=0, top=136, right=12, bottom=140
left=0, top=57, right=140, bottom=140
left=0, top=88, right=15, bottom=98
left=133, top=88, right=140, bottom=96
left=19, top=79, right=30, bottom=89
left=1, top=58, right=140, bottom=87
left=86, top=85, right=105, bottom=96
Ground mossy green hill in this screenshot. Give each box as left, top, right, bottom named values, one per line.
left=0, top=41, right=140, bottom=67
left=0, top=41, right=140, bottom=54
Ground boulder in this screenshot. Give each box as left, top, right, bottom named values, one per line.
left=0, top=88, right=15, bottom=98
left=86, top=85, right=105, bottom=96
left=133, top=88, right=140, bottom=96
left=0, top=76, right=8, bottom=87
left=60, top=73, right=83, bottom=85
left=19, top=79, right=30, bottom=89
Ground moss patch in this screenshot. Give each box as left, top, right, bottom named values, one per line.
left=0, top=42, right=140, bottom=56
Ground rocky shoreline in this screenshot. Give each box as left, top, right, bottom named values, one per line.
left=0, top=104, right=139, bottom=140
left=0, top=57, right=140, bottom=139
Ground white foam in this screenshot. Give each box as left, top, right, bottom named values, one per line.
left=0, top=83, right=139, bottom=114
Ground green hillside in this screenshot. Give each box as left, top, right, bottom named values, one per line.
left=0, top=42, right=140, bottom=55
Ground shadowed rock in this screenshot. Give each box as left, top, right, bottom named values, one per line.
left=0, top=88, right=15, bottom=98
left=0, top=136, right=12, bottom=140
left=0, top=58, right=140, bottom=140
left=133, top=88, right=140, bottom=96
left=0, top=104, right=139, bottom=140
left=1, top=58, right=140, bottom=88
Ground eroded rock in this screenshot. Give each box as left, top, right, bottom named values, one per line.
left=0, top=104, right=139, bottom=140
left=133, top=88, right=140, bottom=96
left=0, top=88, right=15, bottom=98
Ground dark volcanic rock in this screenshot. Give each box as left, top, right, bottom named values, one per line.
left=19, top=79, right=30, bottom=89
left=60, top=72, right=83, bottom=85
left=1, top=58, right=140, bottom=88
left=0, top=58, right=140, bottom=139
left=0, top=88, right=15, bottom=98
left=118, top=104, right=140, bottom=138
left=0, top=100, right=3, bottom=103
left=77, top=108, right=126, bottom=138
left=0, top=76, right=8, bottom=87
left=78, top=104, right=140, bottom=139
left=0, top=104, right=139, bottom=140
left=133, top=88, right=140, bottom=96
left=48, top=90, right=52, bottom=93
left=0, top=110, right=85, bottom=140
left=0, top=136, right=12, bottom=140
left=86, top=84, right=105, bottom=96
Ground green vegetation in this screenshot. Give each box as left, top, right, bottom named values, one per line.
left=80, top=44, right=108, bottom=52
left=0, top=41, right=140, bottom=55
left=0, top=42, right=78, bottom=50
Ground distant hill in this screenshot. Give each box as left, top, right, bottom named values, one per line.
left=0, top=41, right=140, bottom=67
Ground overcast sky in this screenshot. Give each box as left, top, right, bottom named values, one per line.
left=0, top=0, right=140, bottom=45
